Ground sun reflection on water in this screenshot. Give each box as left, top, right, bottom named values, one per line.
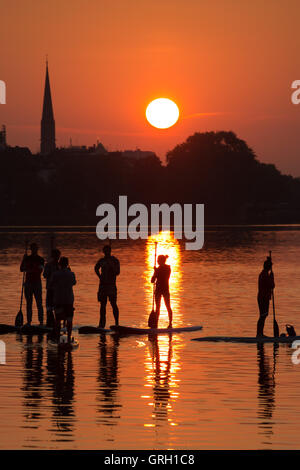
left=142, top=232, right=183, bottom=430
left=143, top=334, right=183, bottom=429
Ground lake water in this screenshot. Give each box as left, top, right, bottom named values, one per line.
left=0, top=228, right=300, bottom=450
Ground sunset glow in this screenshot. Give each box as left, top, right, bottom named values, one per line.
left=146, top=98, right=179, bottom=129
left=2, top=0, right=300, bottom=453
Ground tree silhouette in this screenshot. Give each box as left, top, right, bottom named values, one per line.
left=1, top=131, right=300, bottom=225
left=166, top=131, right=300, bottom=222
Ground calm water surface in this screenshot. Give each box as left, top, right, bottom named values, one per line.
left=0, top=228, right=300, bottom=449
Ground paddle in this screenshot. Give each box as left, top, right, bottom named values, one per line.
left=15, top=240, right=28, bottom=327
left=148, top=241, right=158, bottom=328
left=269, top=250, right=279, bottom=338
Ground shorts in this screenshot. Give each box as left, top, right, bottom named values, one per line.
left=54, top=304, right=74, bottom=322
left=257, top=295, right=270, bottom=317
left=98, top=286, right=117, bottom=303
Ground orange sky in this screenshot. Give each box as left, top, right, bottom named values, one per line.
left=1, top=0, right=300, bottom=174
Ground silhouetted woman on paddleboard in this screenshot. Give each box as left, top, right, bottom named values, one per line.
left=151, top=254, right=173, bottom=328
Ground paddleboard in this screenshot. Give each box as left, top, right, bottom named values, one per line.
left=110, top=325, right=203, bottom=335
left=78, top=326, right=112, bottom=334
left=0, top=324, right=53, bottom=335
left=192, top=335, right=300, bottom=344
left=0, top=324, right=18, bottom=334
left=48, top=335, right=79, bottom=350
left=20, top=325, right=53, bottom=335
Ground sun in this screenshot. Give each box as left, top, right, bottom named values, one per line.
left=146, top=98, right=179, bottom=129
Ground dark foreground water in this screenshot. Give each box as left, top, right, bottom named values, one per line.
left=0, top=228, right=300, bottom=449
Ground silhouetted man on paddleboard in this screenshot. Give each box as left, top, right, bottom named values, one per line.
left=94, top=245, right=120, bottom=328
left=257, top=257, right=275, bottom=337
left=20, top=242, right=44, bottom=325
left=43, top=248, right=61, bottom=327
left=151, top=254, right=173, bottom=328
left=50, top=257, right=76, bottom=343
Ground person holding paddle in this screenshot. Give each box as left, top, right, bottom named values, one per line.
left=151, top=254, right=173, bottom=329
left=20, top=242, right=45, bottom=326
left=256, top=255, right=275, bottom=337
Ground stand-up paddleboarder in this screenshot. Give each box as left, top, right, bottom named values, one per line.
left=20, top=242, right=45, bottom=325
left=94, top=245, right=120, bottom=328
left=256, top=256, right=275, bottom=337
left=151, top=254, right=173, bottom=329
left=50, top=257, right=76, bottom=343
left=43, top=248, right=61, bottom=327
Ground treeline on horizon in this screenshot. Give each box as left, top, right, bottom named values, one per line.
left=1, top=130, right=300, bottom=226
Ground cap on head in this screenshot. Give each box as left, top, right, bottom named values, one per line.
left=59, top=256, right=69, bottom=268
left=51, top=248, right=61, bottom=260
left=103, top=245, right=111, bottom=255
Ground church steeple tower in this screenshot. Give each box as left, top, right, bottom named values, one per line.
left=40, top=59, right=55, bottom=155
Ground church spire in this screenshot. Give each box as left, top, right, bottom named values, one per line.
left=40, top=59, right=55, bottom=155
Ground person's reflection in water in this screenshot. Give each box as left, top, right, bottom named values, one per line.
left=96, top=334, right=121, bottom=425
left=257, top=343, right=278, bottom=441
left=148, top=333, right=172, bottom=422
left=45, top=347, right=75, bottom=436
left=21, top=334, right=44, bottom=422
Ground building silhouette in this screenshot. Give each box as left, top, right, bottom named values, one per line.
left=40, top=60, right=55, bottom=155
